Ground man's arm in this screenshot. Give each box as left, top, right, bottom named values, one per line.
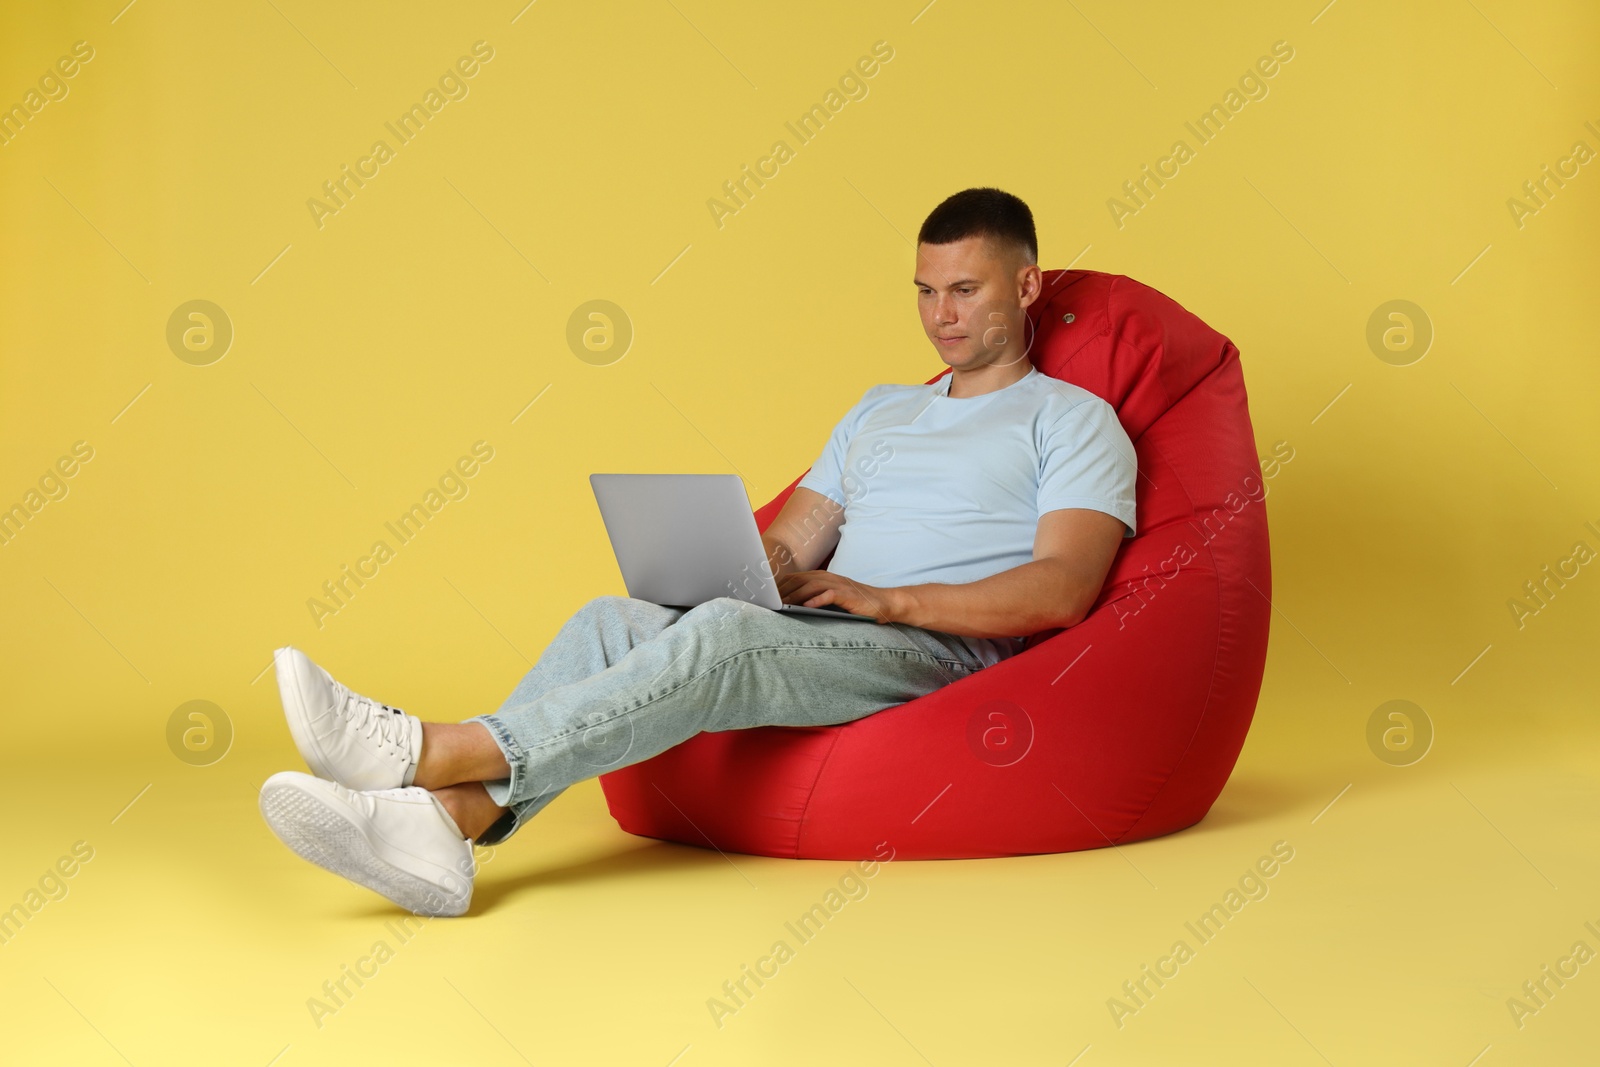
left=777, top=507, right=1128, bottom=639
left=760, top=486, right=845, bottom=579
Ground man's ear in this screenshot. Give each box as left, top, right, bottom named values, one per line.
left=1016, top=261, right=1043, bottom=311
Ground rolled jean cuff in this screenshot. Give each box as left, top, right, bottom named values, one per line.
left=465, top=712, right=525, bottom=808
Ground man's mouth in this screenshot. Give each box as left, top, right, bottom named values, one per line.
left=936, top=335, right=965, bottom=345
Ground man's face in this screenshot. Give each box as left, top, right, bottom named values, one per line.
left=914, top=236, right=1042, bottom=371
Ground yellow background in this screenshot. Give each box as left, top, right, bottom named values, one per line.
left=2, top=0, right=1597, bottom=1063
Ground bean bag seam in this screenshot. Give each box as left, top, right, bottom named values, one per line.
left=794, top=728, right=845, bottom=859
left=1031, top=271, right=1112, bottom=374
left=1108, top=273, right=1178, bottom=418
left=1115, top=570, right=1224, bottom=843
left=1107, top=381, right=1232, bottom=844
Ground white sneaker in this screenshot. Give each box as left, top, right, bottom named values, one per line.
left=274, top=646, right=423, bottom=791
left=259, top=770, right=475, bottom=917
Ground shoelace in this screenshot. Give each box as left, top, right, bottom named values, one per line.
left=331, top=682, right=411, bottom=753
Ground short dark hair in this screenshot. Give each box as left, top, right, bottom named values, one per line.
left=917, top=187, right=1037, bottom=265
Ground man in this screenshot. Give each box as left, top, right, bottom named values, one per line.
left=259, top=187, right=1138, bottom=916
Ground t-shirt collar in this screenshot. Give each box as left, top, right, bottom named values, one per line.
left=936, top=363, right=1036, bottom=398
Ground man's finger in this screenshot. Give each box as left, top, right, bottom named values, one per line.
left=777, top=571, right=819, bottom=594
left=792, top=581, right=835, bottom=605
left=802, top=586, right=838, bottom=607
left=780, top=577, right=822, bottom=603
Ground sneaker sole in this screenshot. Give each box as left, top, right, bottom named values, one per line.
left=259, top=777, right=471, bottom=917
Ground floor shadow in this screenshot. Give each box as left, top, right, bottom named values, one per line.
left=1177, top=770, right=1339, bottom=837
left=334, top=836, right=731, bottom=920
left=469, top=835, right=741, bottom=912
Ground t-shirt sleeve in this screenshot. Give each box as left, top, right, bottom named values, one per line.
left=796, top=388, right=877, bottom=507
left=1037, top=396, right=1138, bottom=538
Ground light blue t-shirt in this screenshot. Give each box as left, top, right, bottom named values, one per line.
left=796, top=364, right=1137, bottom=650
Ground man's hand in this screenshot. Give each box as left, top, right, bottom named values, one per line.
left=776, top=570, right=904, bottom=624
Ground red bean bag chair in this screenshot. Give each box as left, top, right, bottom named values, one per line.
left=598, top=269, right=1272, bottom=859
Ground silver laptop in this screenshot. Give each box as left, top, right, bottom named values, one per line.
left=590, top=473, right=877, bottom=621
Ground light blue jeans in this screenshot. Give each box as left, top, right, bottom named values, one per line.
left=464, top=595, right=1022, bottom=844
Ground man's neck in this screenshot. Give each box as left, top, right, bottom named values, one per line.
left=946, top=358, right=1032, bottom=399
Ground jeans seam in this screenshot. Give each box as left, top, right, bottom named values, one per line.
left=879, top=620, right=983, bottom=684
left=466, top=713, right=529, bottom=803
left=512, top=642, right=967, bottom=762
